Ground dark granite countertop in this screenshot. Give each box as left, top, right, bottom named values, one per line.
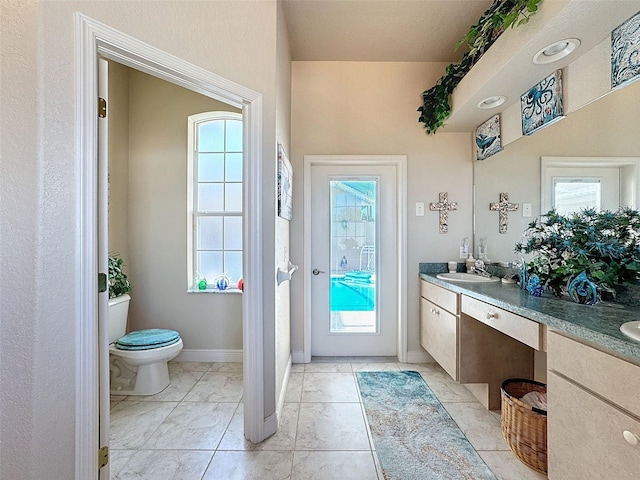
left=419, top=270, right=640, bottom=365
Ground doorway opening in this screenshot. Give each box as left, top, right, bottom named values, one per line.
left=75, top=13, right=266, bottom=479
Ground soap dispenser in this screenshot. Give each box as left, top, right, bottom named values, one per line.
left=465, top=253, right=476, bottom=272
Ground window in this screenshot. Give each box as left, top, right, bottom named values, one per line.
left=552, top=177, right=602, bottom=215
left=187, top=111, right=242, bottom=291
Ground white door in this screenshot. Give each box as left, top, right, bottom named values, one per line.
left=310, top=165, right=398, bottom=356
left=97, top=57, right=110, bottom=480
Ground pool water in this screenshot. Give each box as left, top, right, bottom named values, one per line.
left=330, top=277, right=375, bottom=311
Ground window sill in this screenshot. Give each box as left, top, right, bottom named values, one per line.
left=188, top=288, right=243, bottom=294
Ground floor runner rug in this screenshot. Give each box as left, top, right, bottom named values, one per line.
left=356, top=370, right=497, bottom=480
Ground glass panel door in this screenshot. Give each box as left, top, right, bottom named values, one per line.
left=310, top=164, right=397, bottom=357
left=329, top=179, right=377, bottom=334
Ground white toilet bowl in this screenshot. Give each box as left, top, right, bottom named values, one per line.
left=109, top=337, right=183, bottom=395
left=108, top=294, right=183, bottom=396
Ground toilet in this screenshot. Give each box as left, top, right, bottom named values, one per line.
left=108, top=294, right=183, bottom=395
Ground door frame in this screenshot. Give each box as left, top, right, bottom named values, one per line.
left=75, top=13, right=266, bottom=479
left=303, top=155, right=407, bottom=363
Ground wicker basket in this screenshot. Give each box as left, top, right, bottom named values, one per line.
left=500, top=378, right=548, bottom=475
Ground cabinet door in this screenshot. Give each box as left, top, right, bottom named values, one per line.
left=548, top=371, right=640, bottom=480
left=420, top=280, right=458, bottom=314
left=420, top=297, right=458, bottom=380
left=548, top=330, right=640, bottom=418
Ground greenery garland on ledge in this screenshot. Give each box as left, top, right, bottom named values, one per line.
left=417, top=0, right=543, bottom=134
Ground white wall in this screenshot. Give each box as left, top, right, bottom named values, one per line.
left=290, top=62, right=474, bottom=359
left=125, top=69, right=243, bottom=350
left=275, top=1, right=293, bottom=410
left=0, top=1, right=282, bottom=477
left=0, top=1, right=43, bottom=476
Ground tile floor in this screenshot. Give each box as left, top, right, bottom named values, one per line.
left=110, top=360, right=547, bottom=480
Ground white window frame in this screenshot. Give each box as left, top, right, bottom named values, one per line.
left=187, top=111, right=243, bottom=292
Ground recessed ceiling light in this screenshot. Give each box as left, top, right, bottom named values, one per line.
left=533, top=39, right=580, bottom=65
left=477, top=96, right=506, bottom=109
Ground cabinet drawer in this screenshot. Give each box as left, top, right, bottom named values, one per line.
left=548, top=371, right=640, bottom=480
left=420, top=279, right=458, bottom=314
left=461, top=295, right=542, bottom=350
left=420, top=297, right=458, bottom=381
left=548, top=331, right=640, bottom=418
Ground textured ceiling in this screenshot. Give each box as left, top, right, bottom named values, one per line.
left=282, top=0, right=493, bottom=62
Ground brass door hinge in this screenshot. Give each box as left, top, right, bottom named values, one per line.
left=98, top=446, right=109, bottom=469
left=98, top=97, right=107, bottom=118
left=98, top=273, right=107, bottom=293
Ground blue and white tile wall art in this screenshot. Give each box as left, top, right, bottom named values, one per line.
left=475, top=114, right=503, bottom=161
left=520, top=69, right=564, bottom=136
left=612, top=10, right=640, bottom=89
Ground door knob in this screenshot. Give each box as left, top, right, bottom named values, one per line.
left=312, top=268, right=325, bottom=275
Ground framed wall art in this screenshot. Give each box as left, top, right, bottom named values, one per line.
left=277, top=143, right=293, bottom=221
left=521, top=69, right=564, bottom=136
left=475, top=114, right=503, bottom=161
left=612, top=10, right=640, bottom=89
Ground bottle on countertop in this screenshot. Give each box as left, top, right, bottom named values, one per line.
left=465, top=253, right=476, bottom=272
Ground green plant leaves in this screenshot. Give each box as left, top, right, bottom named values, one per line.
left=515, top=208, right=640, bottom=296
left=108, top=254, right=132, bottom=299
left=418, top=0, right=542, bottom=134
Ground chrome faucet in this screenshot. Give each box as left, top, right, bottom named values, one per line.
left=470, top=259, right=492, bottom=277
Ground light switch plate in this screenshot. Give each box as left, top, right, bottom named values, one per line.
left=522, top=203, right=532, bottom=217
left=416, top=202, right=425, bottom=216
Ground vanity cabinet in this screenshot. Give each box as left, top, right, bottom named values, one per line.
left=420, top=278, right=534, bottom=409
left=547, top=331, right=640, bottom=480
left=461, top=296, right=545, bottom=351
left=419, top=281, right=460, bottom=380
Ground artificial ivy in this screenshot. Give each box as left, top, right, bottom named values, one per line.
left=418, top=0, right=543, bottom=134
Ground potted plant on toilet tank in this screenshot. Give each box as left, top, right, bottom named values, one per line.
left=108, top=254, right=132, bottom=298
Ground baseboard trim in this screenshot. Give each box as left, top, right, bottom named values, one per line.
left=406, top=350, right=434, bottom=364
left=276, top=355, right=292, bottom=422
left=263, top=411, right=278, bottom=439
left=175, top=349, right=243, bottom=363
left=291, top=350, right=305, bottom=364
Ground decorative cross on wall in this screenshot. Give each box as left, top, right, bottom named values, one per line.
left=429, top=192, right=458, bottom=234
left=490, top=192, right=519, bottom=234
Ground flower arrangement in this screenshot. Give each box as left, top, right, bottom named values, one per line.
left=515, top=209, right=640, bottom=297
left=108, top=254, right=132, bottom=299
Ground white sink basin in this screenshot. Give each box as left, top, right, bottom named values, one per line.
left=620, top=321, right=640, bottom=342
left=436, top=272, right=500, bottom=283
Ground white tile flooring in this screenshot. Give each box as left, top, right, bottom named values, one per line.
left=110, top=360, right=547, bottom=480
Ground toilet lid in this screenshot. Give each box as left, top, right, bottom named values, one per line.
left=115, top=329, right=181, bottom=351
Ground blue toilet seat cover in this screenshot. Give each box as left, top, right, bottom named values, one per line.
left=115, top=329, right=181, bottom=351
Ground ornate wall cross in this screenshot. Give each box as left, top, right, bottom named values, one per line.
left=429, top=192, right=458, bottom=234
left=490, top=192, right=519, bottom=234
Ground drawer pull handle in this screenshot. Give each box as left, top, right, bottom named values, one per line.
left=623, top=430, right=639, bottom=446
left=430, top=307, right=440, bottom=315
left=486, top=311, right=498, bottom=320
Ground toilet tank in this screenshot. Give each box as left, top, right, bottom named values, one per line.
left=108, top=294, right=131, bottom=344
